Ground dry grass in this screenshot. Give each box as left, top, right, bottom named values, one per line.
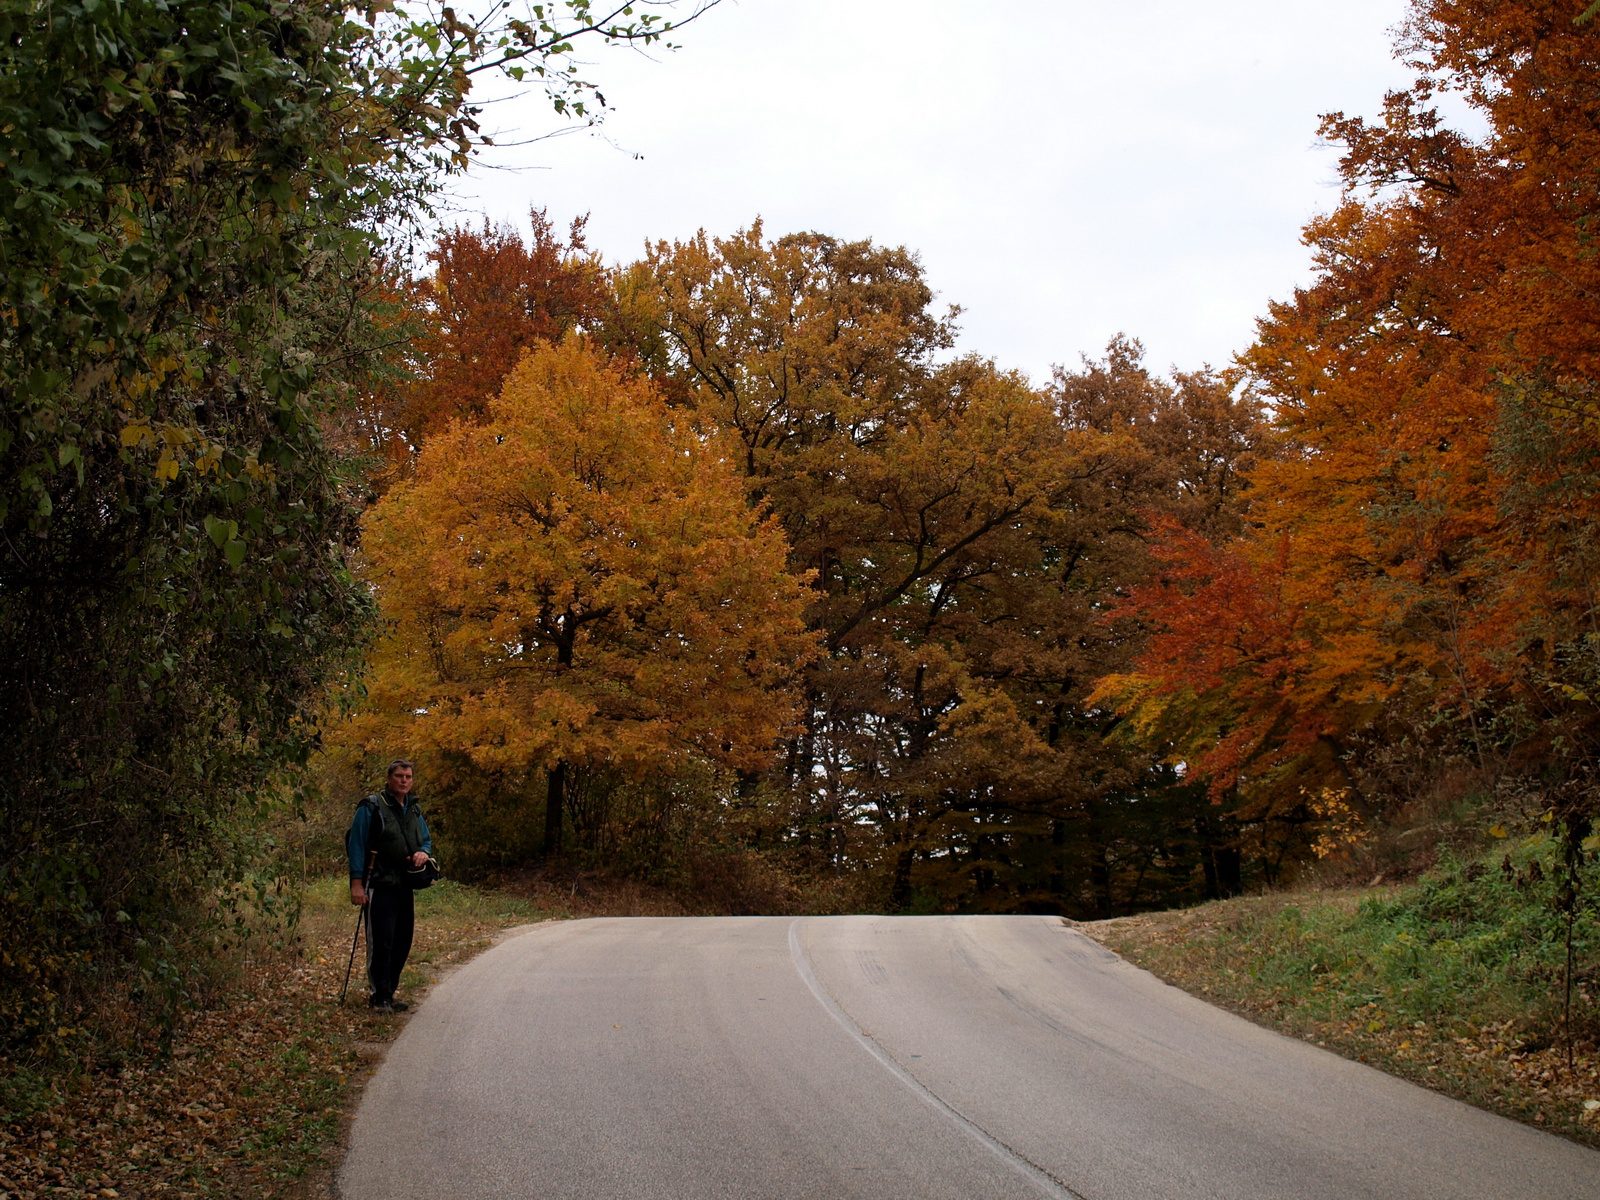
left=484, top=856, right=874, bottom=918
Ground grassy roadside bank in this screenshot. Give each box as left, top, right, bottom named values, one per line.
left=0, top=879, right=565, bottom=1200
left=1083, top=875, right=1600, bottom=1148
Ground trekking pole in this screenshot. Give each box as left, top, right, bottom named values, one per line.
left=338, top=902, right=366, bottom=1005
left=339, top=850, right=378, bottom=1005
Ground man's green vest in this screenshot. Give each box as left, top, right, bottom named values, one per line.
left=366, top=793, right=426, bottom=888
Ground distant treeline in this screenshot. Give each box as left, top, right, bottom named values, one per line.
left=325, top=0, right=1600, bottom=917
left=318, top=217, right=1267, bottom=916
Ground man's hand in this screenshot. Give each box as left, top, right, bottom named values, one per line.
left=410, top=851, right=429, bottom=868
left=350, top=879, right=367, bottom=907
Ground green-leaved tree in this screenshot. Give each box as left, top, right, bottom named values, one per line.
left=0, top=0, right=706, bottom=1049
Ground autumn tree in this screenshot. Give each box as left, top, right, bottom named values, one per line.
left=335, top=211, right=610, bottom=479
left=346, top=339, right=816, bottom=861
left=618, top=226, right=1272, bottom=913
left=1099, top=0, right=1600, bottom=882
left=403, top=211, right=610, bottom=441
left=617, top=227, right=1063, bottom=899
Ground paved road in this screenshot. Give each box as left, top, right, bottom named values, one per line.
left=341, top=915, right=1600, bottom=1199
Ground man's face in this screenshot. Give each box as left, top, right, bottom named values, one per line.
left=389, top=767, right=414, bottom=797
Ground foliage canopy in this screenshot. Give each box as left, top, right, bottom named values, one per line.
left=350, top=339, right=816, bottom=859
left=0, top=0, right=707, bottom=1048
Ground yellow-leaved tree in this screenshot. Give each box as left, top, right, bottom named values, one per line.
left=349, top=339, right=817, bottom=859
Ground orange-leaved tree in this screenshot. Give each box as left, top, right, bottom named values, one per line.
left=1092, top=517, right=1393, bottom=809
left=329, top=212, right=610, bottom=486
left=1099, top=0, right=1600, bottom=871
left=1238, top=0, right=1600, bottom=787
left=402, top=211, right=609, bottom=439
left=349, top=338, right=817, bottom=858
left=621, top=227, right=1279, bottom=911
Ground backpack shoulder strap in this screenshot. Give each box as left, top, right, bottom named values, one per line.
left=346, top=794, right=385, bottom=854
left=363, top=793, right=389, bottom=833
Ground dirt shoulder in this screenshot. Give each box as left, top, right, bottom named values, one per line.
left=0, top=863, right=765, bottom=1200
left=1079, top=888, right=1600, bottom=1148
left=0, top=878, right=572, bottom=1200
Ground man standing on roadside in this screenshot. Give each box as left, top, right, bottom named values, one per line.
left=347, top=759, right=434, bottom=1013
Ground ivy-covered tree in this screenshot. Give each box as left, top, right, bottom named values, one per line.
left=0, top=0, right=705, bottom=1048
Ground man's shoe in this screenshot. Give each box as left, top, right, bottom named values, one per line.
left=388, top=1000, right=411, bottom=1012
left=369, top=1000, right=394, bottom=1014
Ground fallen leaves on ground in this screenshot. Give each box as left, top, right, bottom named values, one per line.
left=1, top=958, right=368, bottom=1200
left=0, top=881, right=556, bottom=1200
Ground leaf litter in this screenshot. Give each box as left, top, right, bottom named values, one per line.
left=0, top=880, right=556, bottom=1200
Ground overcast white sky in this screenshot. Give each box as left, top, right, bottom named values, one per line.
left=449, top=0, right=1428, bottom=384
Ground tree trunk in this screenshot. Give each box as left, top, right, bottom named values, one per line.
left=890, top=843, right=916, bottom=909
left=542, top=625, right=575, bottom=860
left=1050, top=817, right=1067, bottom=914
left=1196, top=809, right=1242, bottom=899
left=1199, top=838, right=1219, bottom=898
left=735, top=767, right=762, bottom=802
left=544, top=759, right=566, bottom=858
left=1083, top=799, right=1114, bottom=917
left=1211, top=845, right=1243, bottom=897
left=795, top=699, right=818, bottom=851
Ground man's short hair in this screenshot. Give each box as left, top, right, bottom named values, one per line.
left=386, top=758, right=415, bottom=778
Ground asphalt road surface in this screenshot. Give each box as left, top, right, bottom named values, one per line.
left=341, top=915, right=1600, bottom=1199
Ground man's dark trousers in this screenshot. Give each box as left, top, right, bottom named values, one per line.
left=365, top=882, right=414, bottom=1006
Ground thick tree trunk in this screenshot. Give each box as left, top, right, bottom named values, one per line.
left=1213, top=845, right=1243, bottom=897
left=544, top=759, right=566, bottom=858
left=890, top=843, right=916, bottom=909
left=1318, top=733, right=1370, bottom=814
left=1196, top=809, right=1242, bottom=899
left=973, top=816, right=995, bottom=897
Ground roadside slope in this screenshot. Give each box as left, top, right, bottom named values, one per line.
left=0, top=879, right=562, bottom=1200
left=1083, top=883, right=1600, bottom=1148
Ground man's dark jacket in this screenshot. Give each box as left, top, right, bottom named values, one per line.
left=347, top=790, right=434, bottom=888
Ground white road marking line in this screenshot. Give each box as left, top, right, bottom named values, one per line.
left=787, top=918, right=1086, bottom=1200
